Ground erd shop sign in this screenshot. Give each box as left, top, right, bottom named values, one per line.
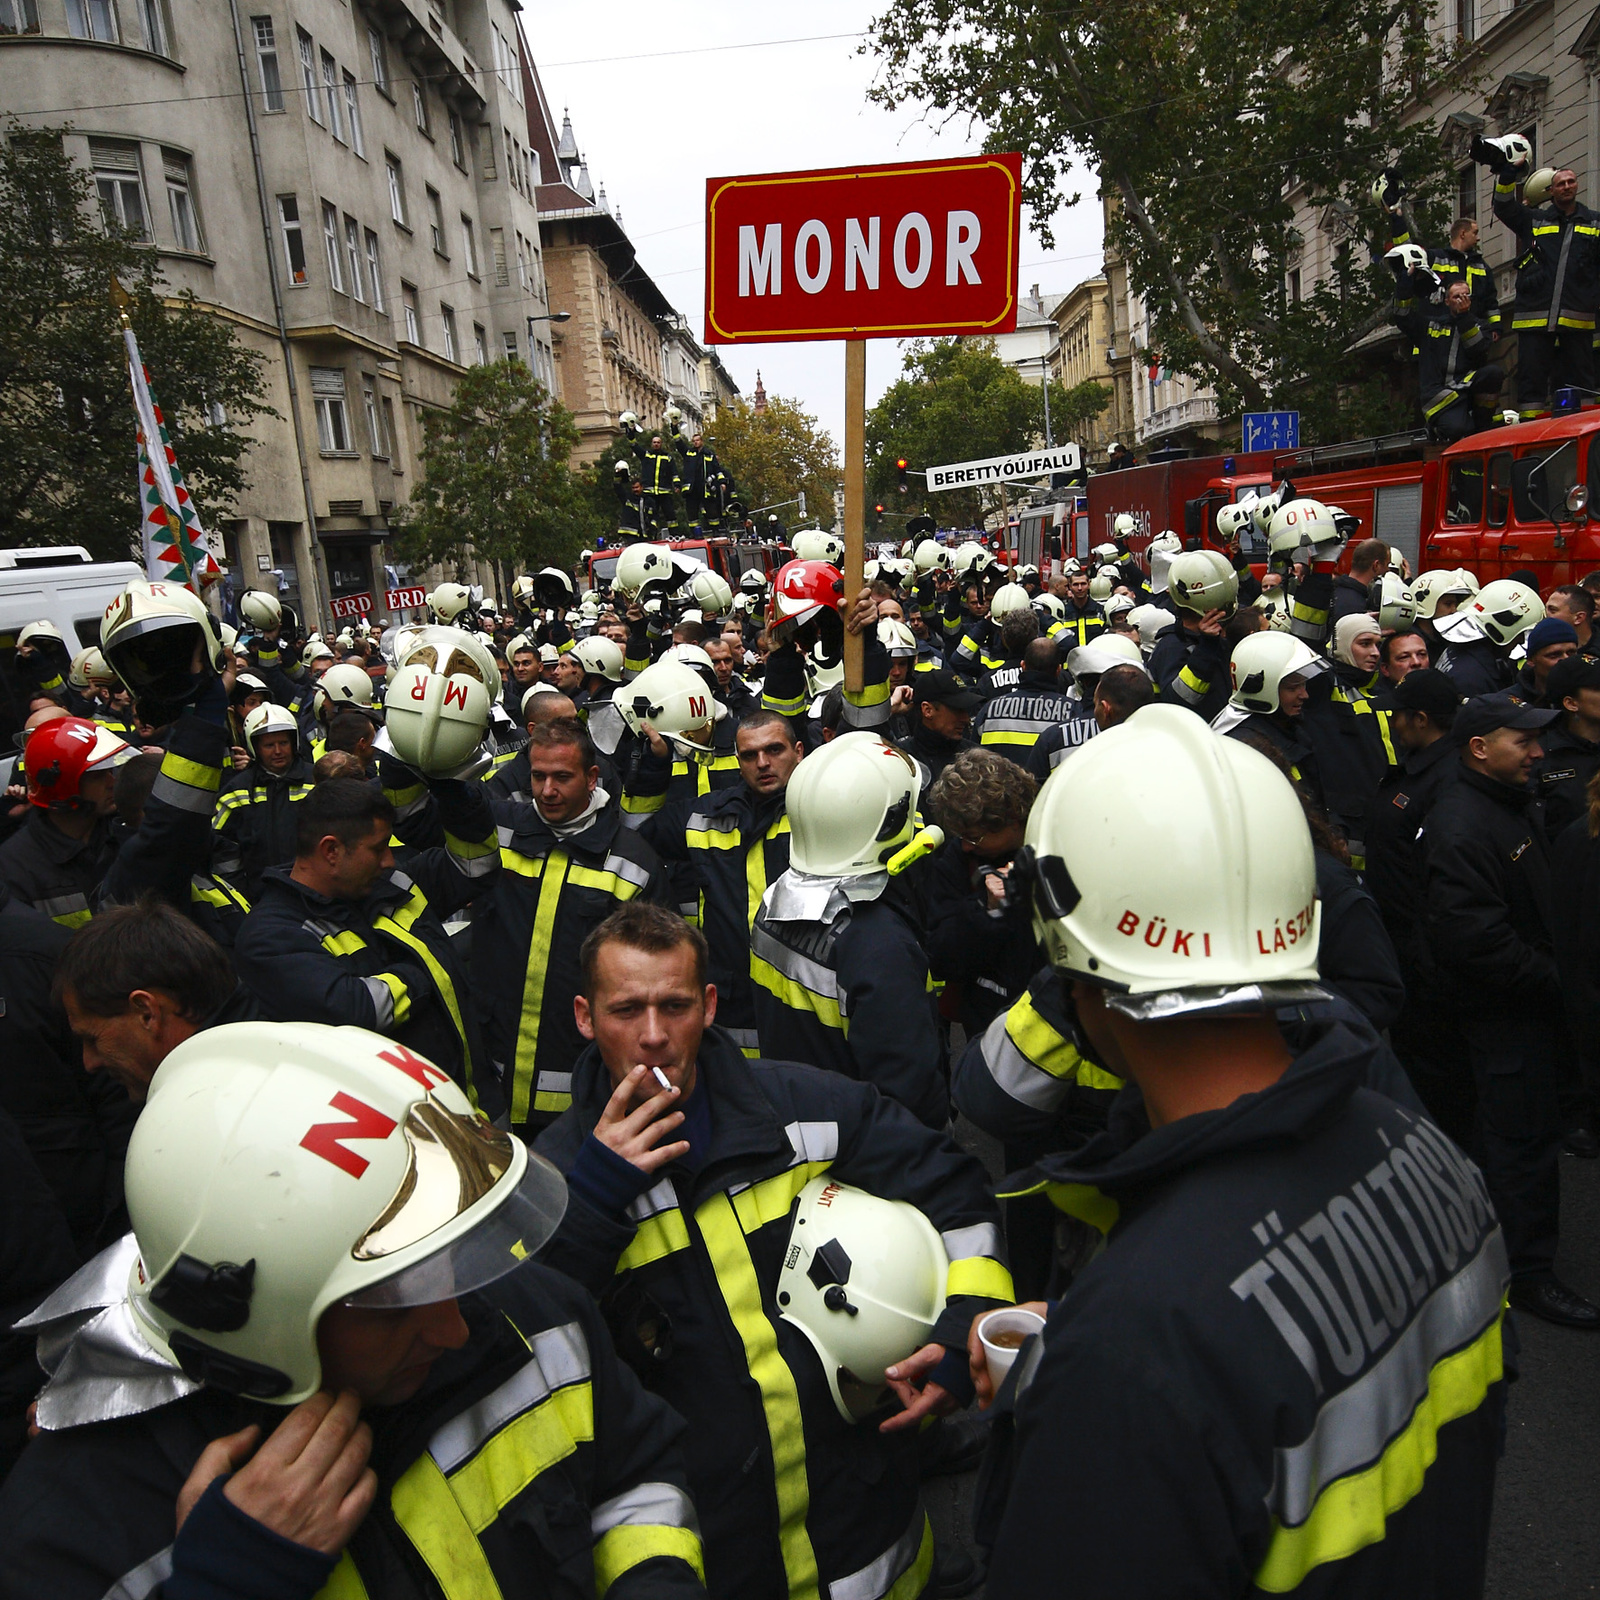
left=704, top=154, right=1022, bottom=344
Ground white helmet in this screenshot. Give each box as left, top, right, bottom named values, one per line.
left=1166, top=550, right=1239, bottom=617
left=1249, top=488, right=1283, bottom=539
left=662, top=403, right=683, bottom=427
left=739, top=570, right=770, bottom=599
left=511, top=574, right=537, bottom=608
left=793, top=529, right=845, bottom=565
left=1130, top=604, right=1177, bottom=657
left=1014, top=563, right=1040, bottom=584
left=1102, top=591, right=1137, bottom=622
left=613, top=542, right=678, bottom=604
left=952, top=542, right=998, bottom=579
left=520, top=682, right=559, bottom=715
left=239, top=590, right=281, bottom=631
left=1147, top=530, right=1182, bottom=595
left=1466, top=578, right=1544, bottom=646
left=1022, top=704, right=1319, bottom=1006
left=1067, top=635, right=1146, bottom=691
left=1097, top=536, right=1125, bottom=558
left=913, top=538, right=951, bottom=575
left=1377, top=572, right=1418, bottom=631
left=126, top=1022, right=566, bottom=1404
left=392, top=624, right=503, bottom=702
left=877, top=618, right=917, bottom=659
left=989, top=582, right=1032, bottom=621
left=302, top=638, right=335, bottom=670
left=1267, top=497, right=1344, bottom=568
left=783, top=732, right=920, bottom=880
left=426, top=582, right=473, bottom=623
left=1483, top=133, right=1533, bottom=170
left=571, top=635, right=624, bottom=684
left=335, top=629, right=355, bottom=651
left=68, top=646, right=118, bottom=690
left=686, top=569, right=734, bottom=617
left=613, top=657, right=724, bottom=753
left=385, top=658, right=493, bottom=773
left=1088, top=565, right=1122, bottom=603
left=776, top=1177, right=950, bottom=1424
left=100, top=579, right=225, bottom=700
left=1384, top=242, right=1429, bottom=275
left=1412, top=568, right=1479, bottom=618
left=1227, top=631, right=1329, bottom=714
left=242, top=701, right=299, bottom=761
left=312, top=662, right=374, bottom=718
left=219, top=623, right=239, bottom=652
left=1523, top=167, right=1557, bottom=206
left=619, top=409, right=642, bottom=432
left=1215, top=501, right=1259, bottom=544
left=1033, top=593, right=1066, bottom=624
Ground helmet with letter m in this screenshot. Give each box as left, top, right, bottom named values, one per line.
left=613, top=656, right=725, bottom=754
left=123, top=1023, right=568, bottom=1404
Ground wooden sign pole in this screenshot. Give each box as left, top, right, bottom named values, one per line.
left=842, top=338, right=867, bottom=693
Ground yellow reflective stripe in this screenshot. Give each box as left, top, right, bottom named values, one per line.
left=374, top=890, right=476, bottom=1104
left=511, top=852, right=570, bottom=1126
left=887, top=1519, right=935, bottom=1600
left=763, top=689, right=808, bottom=716
left=533, top=1089, right=572, bottom=1115
left=500, top=848, right=545, bottom=878
left=53, top=907, right=93, bottom=930
left=444, top=830, right=498, bottom=860
left=1178, top=665, right=1209, bottom=694
left=618, top=1207, right=692, bottom=1273
left=686, top=827, right=741, bottom=851
left=1375, top=708, right=1397, bottom=766
left=374, top=972, right=412, bottom=1025
left=1043, top=1180, right=1120, bottom=1237
left=1005, top=991, right=1122, bottom=1090
left=311, top=1553, right=369, bottom=1599
left=746, top=815, right=788, bottom=933
left=946, top=1256, right=1016, bottom=1302
left=694, top=1192, right=820, bottom=1600
left=388, top=1453, right=503, bottom=1600
left=731, top=1160, right=833, bottom=1235
left=845, top=678, right=889, bottom=708
left=622, top=790, right=666, bottom=814
left=593, top=1525, right=705, bottom=1595
left=161, top=751, right=221, bottom=792
left=1254, top=1315, right=1505, bottom=1592
left=321, top=929, right=368, bottom=957
left=447, top=1383, right=595, bottom=1534
left=750, top=953, right=846, bottom=1033
left=567, top=863, right=644, bottom=900
left=979, top=729, right=1037, bottom=745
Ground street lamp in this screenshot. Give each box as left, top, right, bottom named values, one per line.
left=527, top=310, right=571, bottom=338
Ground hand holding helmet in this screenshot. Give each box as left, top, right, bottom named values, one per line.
left=1267, top=498, right=1343, bottom=573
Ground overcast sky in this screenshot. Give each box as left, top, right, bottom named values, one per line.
left=523, top=0, right=1106, bottom=446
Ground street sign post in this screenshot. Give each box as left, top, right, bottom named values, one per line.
left=926, top=443, right=1081, bottom=495
left=705, top=154, right=1022, bottom=691
left=1242, top=411, right=1300, bottom=451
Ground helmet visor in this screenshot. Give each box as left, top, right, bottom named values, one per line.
left=109, top=615, right=204, bottom=695
left=341, top=1152, right=569, bottom=1309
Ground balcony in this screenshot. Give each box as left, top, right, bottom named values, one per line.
left=368, top=0, right=484, bottom=116
left=1137, top=393, right=1220, bottom=444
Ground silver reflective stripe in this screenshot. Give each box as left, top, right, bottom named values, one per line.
left=429, top=1320, right=591, bottom=1474
left=1547, top=223, right=1576, bottom=334
left=685, top=810, right=736, bottom=834
left=980, top=1010, right=1070, bottom=1114
left=301, top=917, right=340, bottom=940
left=390, top=788, right=429, bottom=821
left=627, top=1177, right=679, bottom=1223
left=102, top=1546, right=173, bottom=1600
left=497, top=824, right=515, bottom=846
left=784, top=1120, right=840, bottom=1163
left=150, top=772, right=213, bottom=813
left=752, top=922, right=843, bottom=1001
left=677, top=898, right=700, bottom=918
left=828, top=1507, right=926, bottom=1600
left=447, top=839, right=499, bottom=877
left=1169, top=673, right=1205, bottom=707
left=359, top=975, right=396, bottom=1029
left=941, top=1222, right=1003, bottom=1261
left=978, top=715, right=1052, bottom=736
left=723, top=1026, right=760, bottom=1050
left=1266, top=1229, right=1508, bottom=1528
left=602, top=851, right=653, bottom=890
left=36, top=891, right=90, bottom=919
left=591, top=1480, right=700, bottom=1538
left=536, top=1070, right=573, bottom=1097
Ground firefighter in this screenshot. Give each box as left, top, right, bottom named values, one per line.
left=1477, top=137, right=1600, bottom=416
left=1436, top=578, right=1543, bottom=696
left=679, top=431, right=710, bottom=527
left=750, top=733, right=948, bottom=1129
left=1023, top=661, right=1154, bottom=780
left=1390, top=264, right=1505, bottom=440
left=1053, top=568, right=1107, bottom=652
left=1213, top=631, right=1330, bottom=815
left=1380, top=167, right=1502, bottom=334
left=1529, top=652, right=1600, bottom=838
left=612, top=458, right=646, bottom=542
left=0, top=1024, right=706, bottom=1600
left=973, top=636, right=1078, bottom=762
left=640, top=434, right=681, bottom=534
left=536, top=902, right=1012, bottom=1600
left=758, top=562, right=888, bottom=734
left=1146, top=549, right=1238, bottom=722
left=979, top=703, right=1509, bottom=1595
left=475, top=717, right=667, bottom=1139
left=569, top=635, right=629, bottom=754
left=212, top=704, right=317, bottom=899
left=896, top=669, right=981, bottom=785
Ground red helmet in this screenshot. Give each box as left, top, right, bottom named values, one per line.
left=768, top=559, right=843, bottom=639
left=25, top=717, right=134, bottom=810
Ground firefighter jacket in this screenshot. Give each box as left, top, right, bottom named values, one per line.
left=1491, top=184, right=1600, bottom=332
left=212, top=756, right=317, bottom=897
left=1328, top=574, right=1375, bottom=627
left=751, top=878, right=947, bottom=1129
left=947, top=619, right=1004, bottom=677
left=476, top=792, right=667, bottom=1137
left=1301, top=674, right=1397, bottom=865
left=1528, top=719, right=1600, bottom=840
left=1283, top=569, right=1335, bottom=652
left=1436, top=635, right=1514, bottom=697
left=535, top=1030, right=1013, bottom=1600
left=972, top=671, right=1077, bottom=759
left=1149, top=618, right=1231, bottom=722
left=1022, top=701, right=1100, bottom=780
left=759, top=635, right=891, bottom=732
left=895, top=723, right=977, bottom=789
left=1217, top=707, right=1328, bottom=819
left=640, top=447, right=681, bottom=497
left=1387, top=218, right=1502, bottom=331
left=1398, top=298, right=1494, bottom=420
left=678, top=445, right=709, bottom=498
left=233, top=778, right=500, bottom=1107
left=621, top=745, right=742, bottom=917
left=0, top=810, right=116, bottom=929
left=0, top=1255, right=705, bottom=1600
left=640, top=781, right=790, bottom=1054
left=1314, top=850, right=1405, bottom=1033
left=985, top=1018, right=1507, bottom=1598
left=1423, top=765, right=1558, bottom=1011
left=1051, top=599, right=1107, bottom=653
left=1364, top=735, right=1459, bottom=963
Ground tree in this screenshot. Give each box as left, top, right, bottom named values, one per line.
left=0, top=124, right=273, bottom=560
left=391, top=359, right=599, bottom=576
left=867, top=0, right=1474, bottom=441
left=706, top=395, right=840, bottom=531
left=865, top=338, right=1095, bottom=527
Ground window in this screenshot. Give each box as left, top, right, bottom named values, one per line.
left=163, top=150, right=200, bottom=251
left=321, top=200, right=344, bottom=292
left=342, top=71, right=364, bottom=156
left=412, top=78, right=430, bottom=135
left=0, top=2, right=42, bottom=36
left=1514, top=439, right=1577, bottom=524
left=343, top=215, right=364, bottom=302
left=1456, top=0, right=1474, bottom=40
left=502, top=329, right=518, bottom=362
left=449, top=110, right=465, bottom=169
left=489, top=226, right=508, bottom=285
left=490, top=22, right=521, bottom=103
left=297, top=28, right=322, bottom=124
left=441, top=304, right=458, bottom=363
left=311, top=367, right=351, bottom=453
left=363, top=380, right=387, bottom=456
left=502, top=127, right=515, bottom=190
left=1457, top=164, right=1477, bottom=222
left=366, top=25, right=389, bottom=95
left=321, top=50, right=343, bottom=141
left=381, top=397, right=400, bottom=467
left=1288, top=268, right=1301, bottom=304
left=473, top=323, right=487, bottom=365
left=67, top=0, right=117, bottom=41
left=91, top=140, right=148, bottom=240
left=426, top=186, right=445, bottom=253
left=252, top=17, right=284, bottom=111
left=401, top=282, right=420, bottom=344
left=460, top=214, right=478, bottom=276
left=385, top=153, right=406, bottom=224
left=278, top=195, right=307, bottom=284
left=136, top=0, right=164, bottom=53
left=1445, top=457, right=1484, bottom=525
left=363, top=228, right=384, bottom=310
left=1488, top=451, right=1511, bottom=528
left=529, top=147, right=540, bottom=186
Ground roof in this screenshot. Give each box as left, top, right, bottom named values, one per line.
left=1440, top=409, right=1600, bottom=457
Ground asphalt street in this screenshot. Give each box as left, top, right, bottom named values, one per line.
left=932, top=1111, right=1600, bottom=1597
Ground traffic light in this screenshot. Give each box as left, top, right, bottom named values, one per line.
left=896, top=457, right=910, bottom=493
left=873, top=502, right=886, bottom=527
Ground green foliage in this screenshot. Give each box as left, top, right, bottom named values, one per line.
left=391, top=359, right=599, bottom=573
left=865, top=338, right=1086, bottom=525
left=705, top=395, right=839, bottom=528
left=0, top=124, right=273, bottom=560
left=867, top=0, right=1476, bottom=435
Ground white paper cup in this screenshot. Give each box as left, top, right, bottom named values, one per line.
left=978, top=1307, right=1046, bottom=1393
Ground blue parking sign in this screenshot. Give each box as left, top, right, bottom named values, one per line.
left=1242, top=411, right=1300, bottom=451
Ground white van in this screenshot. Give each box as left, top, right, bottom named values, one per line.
left=0, top=547, right=144, bottom=777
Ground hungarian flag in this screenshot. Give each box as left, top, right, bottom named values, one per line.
left=124, top=322, right=220, bottom=591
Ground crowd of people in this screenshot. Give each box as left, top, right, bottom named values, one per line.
left=0, top=486, right=1587, bottom=1598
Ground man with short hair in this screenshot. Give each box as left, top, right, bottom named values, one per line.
left=896, top=669, right=981, bottom=784
left=475, top=718, right=665, bottom=1138
left=1022, top=663, right=1153, bottom=779
left=1374, top=626, right=1431, bottom=705
left=1054, top=569, right=1106, bottom=651
left=1545, top=583, right=1598, bottom=656
left=538, top=903, right=1012, bottom=1600
left=1529, top=652, right=1600, bottom=838
left=702, top=636, right=758, bottom=722
left=1329, top=538, right=1389, bottom=624
left=322, top=708, right=376, bottom=772
left=234, top=776, right=501, bottom=1106
left=974, top=636, right=1077, bottom=762
left=503, top=641, right=541, bottom=721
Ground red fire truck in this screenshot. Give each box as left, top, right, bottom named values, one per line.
left=585, top=537, right=791, bottom=593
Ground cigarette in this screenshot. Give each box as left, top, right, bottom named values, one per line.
left=651, top=1067, right=673, bottom=1092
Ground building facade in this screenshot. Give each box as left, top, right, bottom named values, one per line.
left=2, top=0, right=556, bottom=626
left=1048, top=274, right=1120, bottom=465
